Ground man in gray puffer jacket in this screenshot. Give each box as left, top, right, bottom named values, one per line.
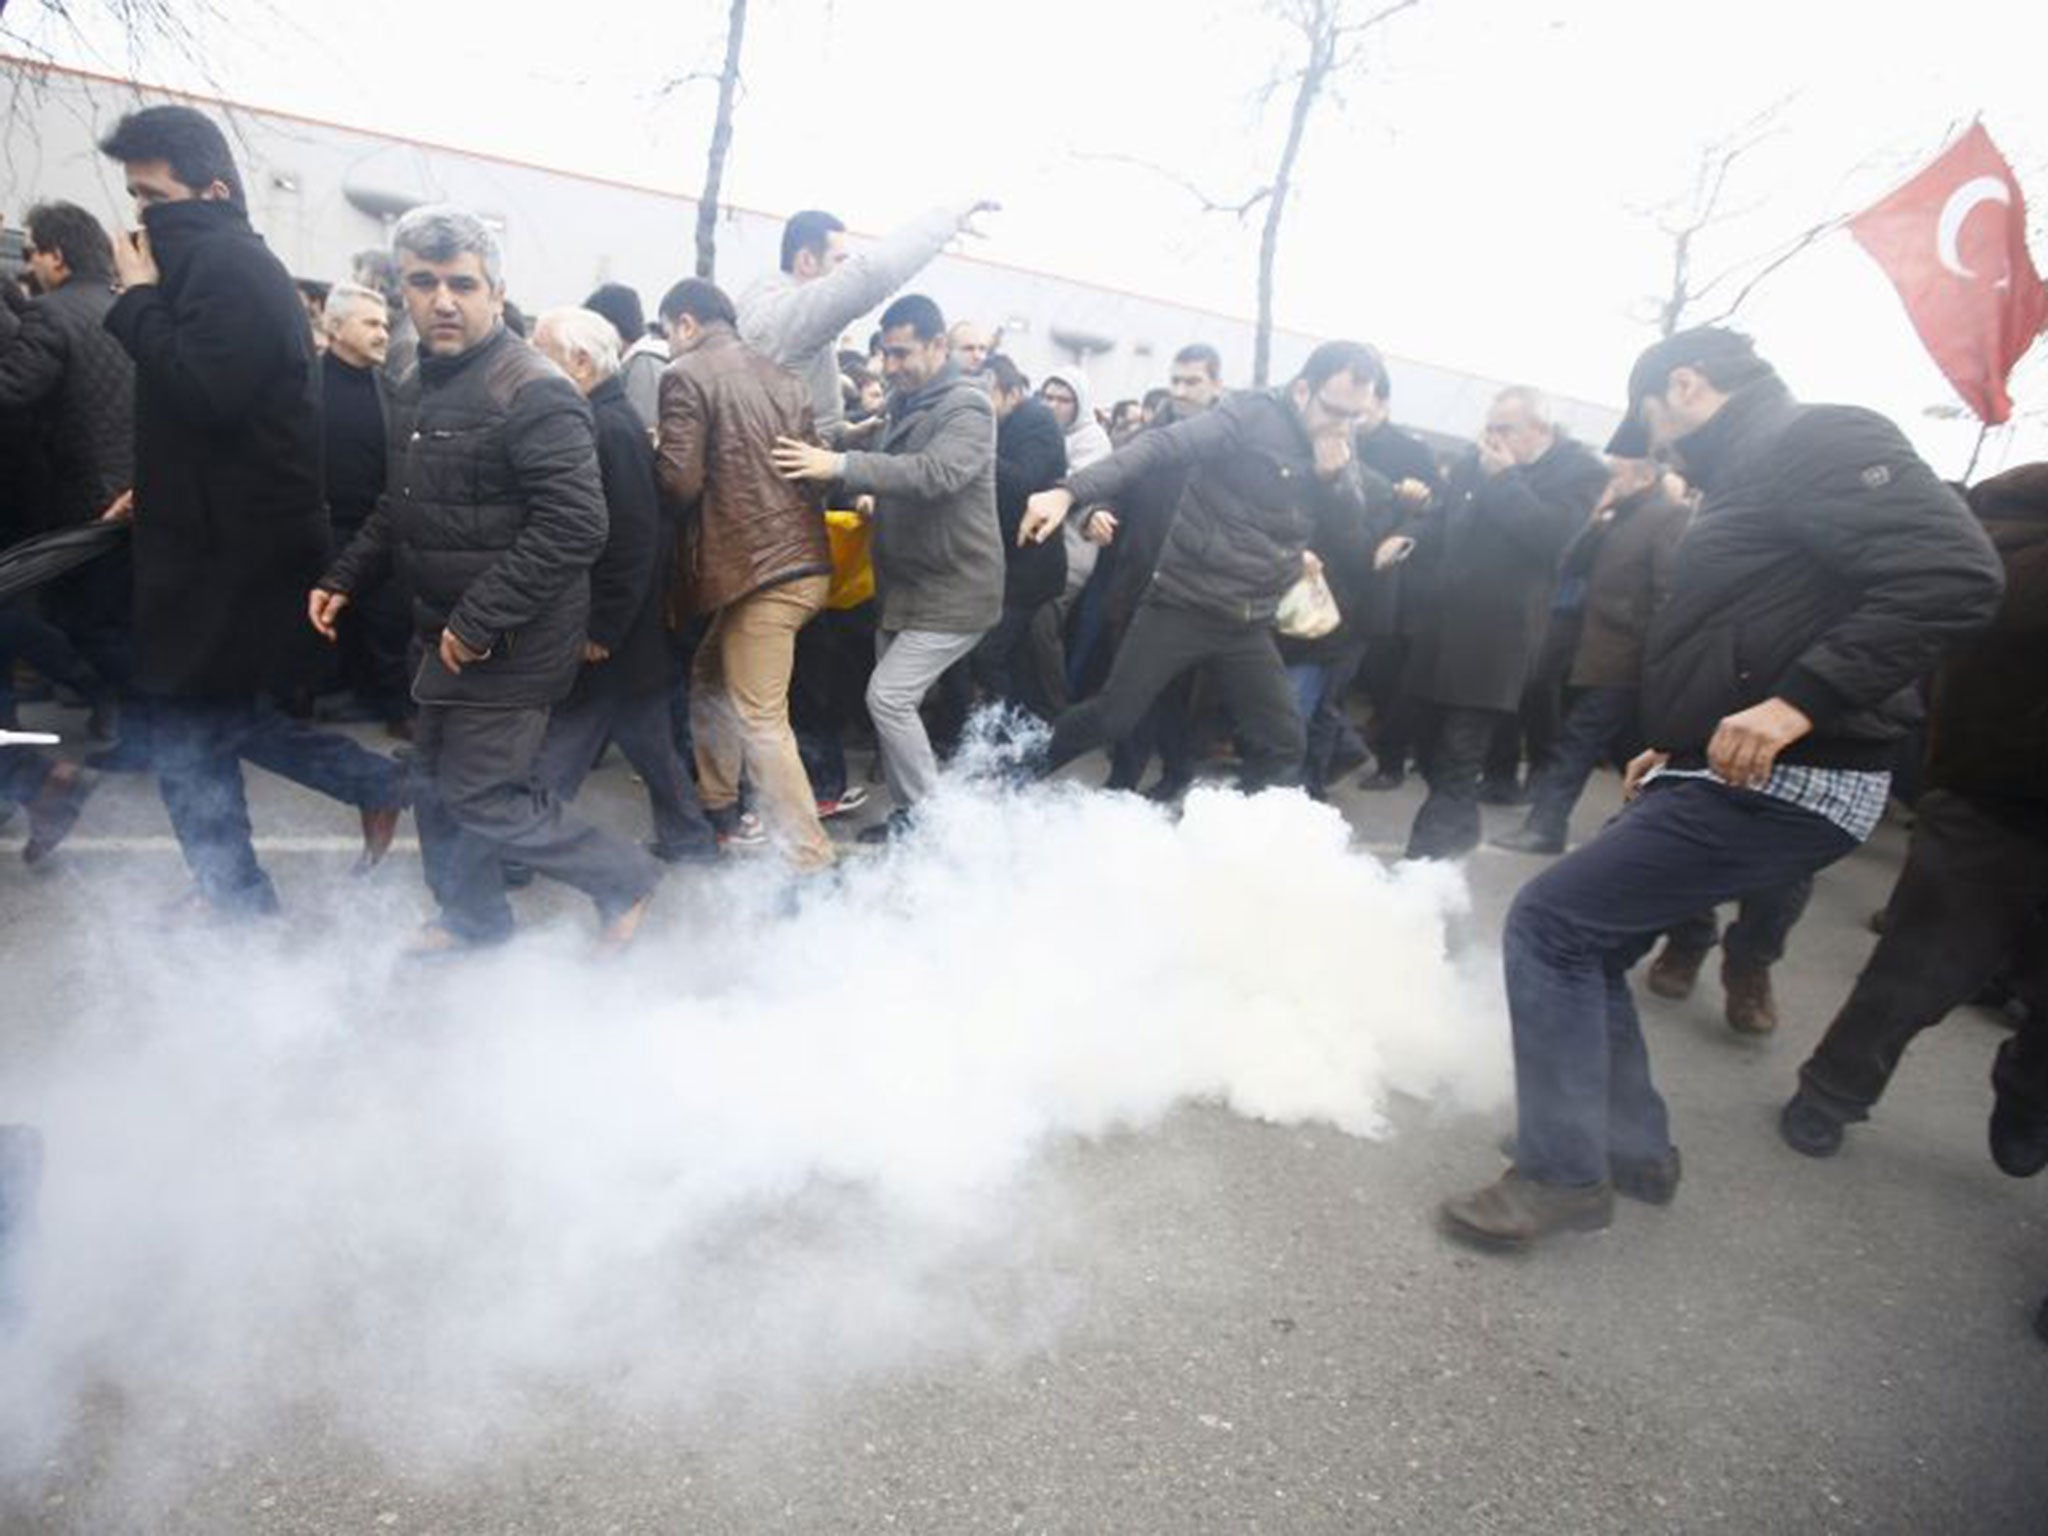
left=313, top=206, right=659, bottom=952
left=773, top=293, right=1001, bottom=840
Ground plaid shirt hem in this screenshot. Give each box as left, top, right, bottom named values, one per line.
left=1645, top=763, right=1891, bottom=843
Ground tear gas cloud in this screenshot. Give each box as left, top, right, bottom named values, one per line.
left=0, top=779, right=1508, bottom=1502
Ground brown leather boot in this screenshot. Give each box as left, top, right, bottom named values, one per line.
left=356, top=805, right=403, bottom=873
left=1646, top=941, right=1709, bottom=1000
left=1439, top=1169, right=1613, bottom=1251
left=1723, top=961, right=1779, bottom=1035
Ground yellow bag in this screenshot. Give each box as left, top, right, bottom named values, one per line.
left=824, top=510, right=875, bottom=611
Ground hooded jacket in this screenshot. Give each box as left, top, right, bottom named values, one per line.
left=837, top=361, right=1003, bottom=634
left=1065, top=387, right=1379, bottom=626
left=103, top=198, right=328, bottom=699
left=657, top=321, right=830, bottom=616
left=1044, top=366, right=1114, bottom=594
left=1640, top=375, right=2004, bottom=767
left=323, top=324, right=608, bottom=708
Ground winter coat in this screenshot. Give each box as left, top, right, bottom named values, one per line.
left=323, top=324, right=607, bottom=708
left=737, top=201, right=971, bottom=441
left=1353, top=421, right=1440, bottom=640
left=656, top=322, right=830, bottom=616
left=1923, top=462, right=2048, bottom=819
left=103, top=199, right=328, bottom=700
left=1567, top=482, right=1691, bottom=690
left=1280, top=462, right=1397, bottom=666
left=1404, top=433, right=1607, bottom=713
left=1067, top=387, right=1379, bottom=627
left=994, top=396, right=1067, bottom=610
left=572, top=377, right=672, bottom=699
left=0, top=277, right=133, bottom=530
left=1044, top=365, right=1113, bottom=595
left=837, top=363, right=1003, bottom=634
left=1641, top=375, right=2004, bottom=768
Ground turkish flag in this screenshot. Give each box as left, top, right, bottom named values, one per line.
left=1850, top=122, right=2046, bottom=424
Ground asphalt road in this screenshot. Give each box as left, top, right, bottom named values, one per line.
left=2, top=698, right=2043, bottom=1536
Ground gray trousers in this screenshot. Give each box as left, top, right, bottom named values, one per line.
left=536, top=686, right=716, bottom=860
left=413, top=702, right=660, bottom=943
left=867, top=626, right=984, bottom=810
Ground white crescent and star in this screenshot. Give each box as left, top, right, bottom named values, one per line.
left=1936, top=174, right=2013, bottom=284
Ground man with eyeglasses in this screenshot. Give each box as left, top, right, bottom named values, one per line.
left=1018, top=339, right=1392, bottom=791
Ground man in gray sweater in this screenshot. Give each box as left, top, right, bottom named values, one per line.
left=738, top=200, right=995, bottom=445
left=773, top=293, right=1001, bottom=842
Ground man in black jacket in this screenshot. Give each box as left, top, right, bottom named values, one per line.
left=1780, top=461, right=2048, bottom=1166
left=313, top=207, right=660, bottom=951
left=1021, top=339, right=1390, bottom=792
left=316, top=280, right=414, bottom=739
left=0, top=201, right=133, bottom=745
left=1400, top=387, right=1607, bottom=859
left=974, top=354, right=1066, bottom=715
left=531, top=306, right=715, bottom=864
left=99, top=106, right=405, bottom=917
left=1441, top=327, right=2004, bottom=1251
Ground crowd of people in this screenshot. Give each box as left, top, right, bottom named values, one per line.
left=0, top=104, right=2043, bottom=1303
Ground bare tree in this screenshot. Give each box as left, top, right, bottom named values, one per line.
left=693, top=0, right=745, bottom=280
left=1081, top=0, right=1420, bottom=385
left=653, top=0, right=750, bottom=281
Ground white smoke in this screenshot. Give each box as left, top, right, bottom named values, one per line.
left=0, top=778, right=1507, bottom=1508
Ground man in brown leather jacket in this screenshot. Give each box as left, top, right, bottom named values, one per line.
left=656, top=278, right=835, bottom=872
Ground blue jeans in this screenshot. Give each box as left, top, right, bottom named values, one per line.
left=1504, top=777, right=1856, bottom=1187
left=154, top=695, right=406, bottom=914
left=1521, top=685, right=1640, bottom=843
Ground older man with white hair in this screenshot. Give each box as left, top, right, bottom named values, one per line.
left=316, top=280, right=413, bottom=738
left=313, top=207, right=661, bottom=952
left=529, top=306, right=716, bottom=867
left=1399, top=384, right=1608, bottom=861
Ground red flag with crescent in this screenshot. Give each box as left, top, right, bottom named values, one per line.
left=1850, top=122, right=2046, bottom=424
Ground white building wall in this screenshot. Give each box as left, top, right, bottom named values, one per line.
left=3, top=59, right=1620, bottom=446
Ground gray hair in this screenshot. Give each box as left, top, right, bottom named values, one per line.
left=535, top=306, right=621, bottom=380
left=1492, top=384, right=1554, bottom=429
left=391, top=204, right=504, bottom=289
left=321, top=280, right=387, bottom=331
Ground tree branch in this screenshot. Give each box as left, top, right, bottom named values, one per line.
left=1072, top=151, right=1273, bottom=220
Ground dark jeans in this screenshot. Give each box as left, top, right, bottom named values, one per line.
left=1798, top=790, right=2048, bottom=1120
left=1485, top=614, right=1580, bottom=789
left=1406, top=703, right=1508, bottom=860
left=1300, top=637, right=1369, bottom=795
left=1361, top=635, right=1418, bottom=776
left=1505, top=777, right=1857, bottom=1187
left=1663, top=876, right=1815, bottom=970
left=0, top=596, right=110, bottom=719
left=1106, top=669, right=1201, bottom=793
left=1046, top=598, right=1305, bottom=791
left=335, top=570, right=414, bottom=722
left=413, top=701, right=660, bottom=943
left=154, top=695, right=406, bottom=915
left=537, top=685, right=716, bottom=860
left=0, top=745, right=55, bottom=804
left=1522, top=685, right=1640, bottom=844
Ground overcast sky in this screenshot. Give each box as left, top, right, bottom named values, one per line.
left=9, top=0, right=2045, bottom=471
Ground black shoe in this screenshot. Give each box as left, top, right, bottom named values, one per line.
left=1478, top=777, right=1529, bottom=807
left=1494, top=1133, right=1680, bottom=1205
left=1989, top=1042, right=2048, bottom=1177
left=1355, top=768, right=1406, bottom=792
left=1327, top=735, right=1370, bottom=781
left=503, top=862, right=536, bottom=889
left=857, top=808, right=914, bottom=846
left=1490, top=825, right=1565, bottom=855
left=1779, top=1089, right=1847, bottom=1158
left=647, top=839, right=720, bottom=866
left=1142, top=774, right=1193, bottom=804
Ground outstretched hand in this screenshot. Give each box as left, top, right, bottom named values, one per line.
left=1019, top=487, right=1074, bottom=546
